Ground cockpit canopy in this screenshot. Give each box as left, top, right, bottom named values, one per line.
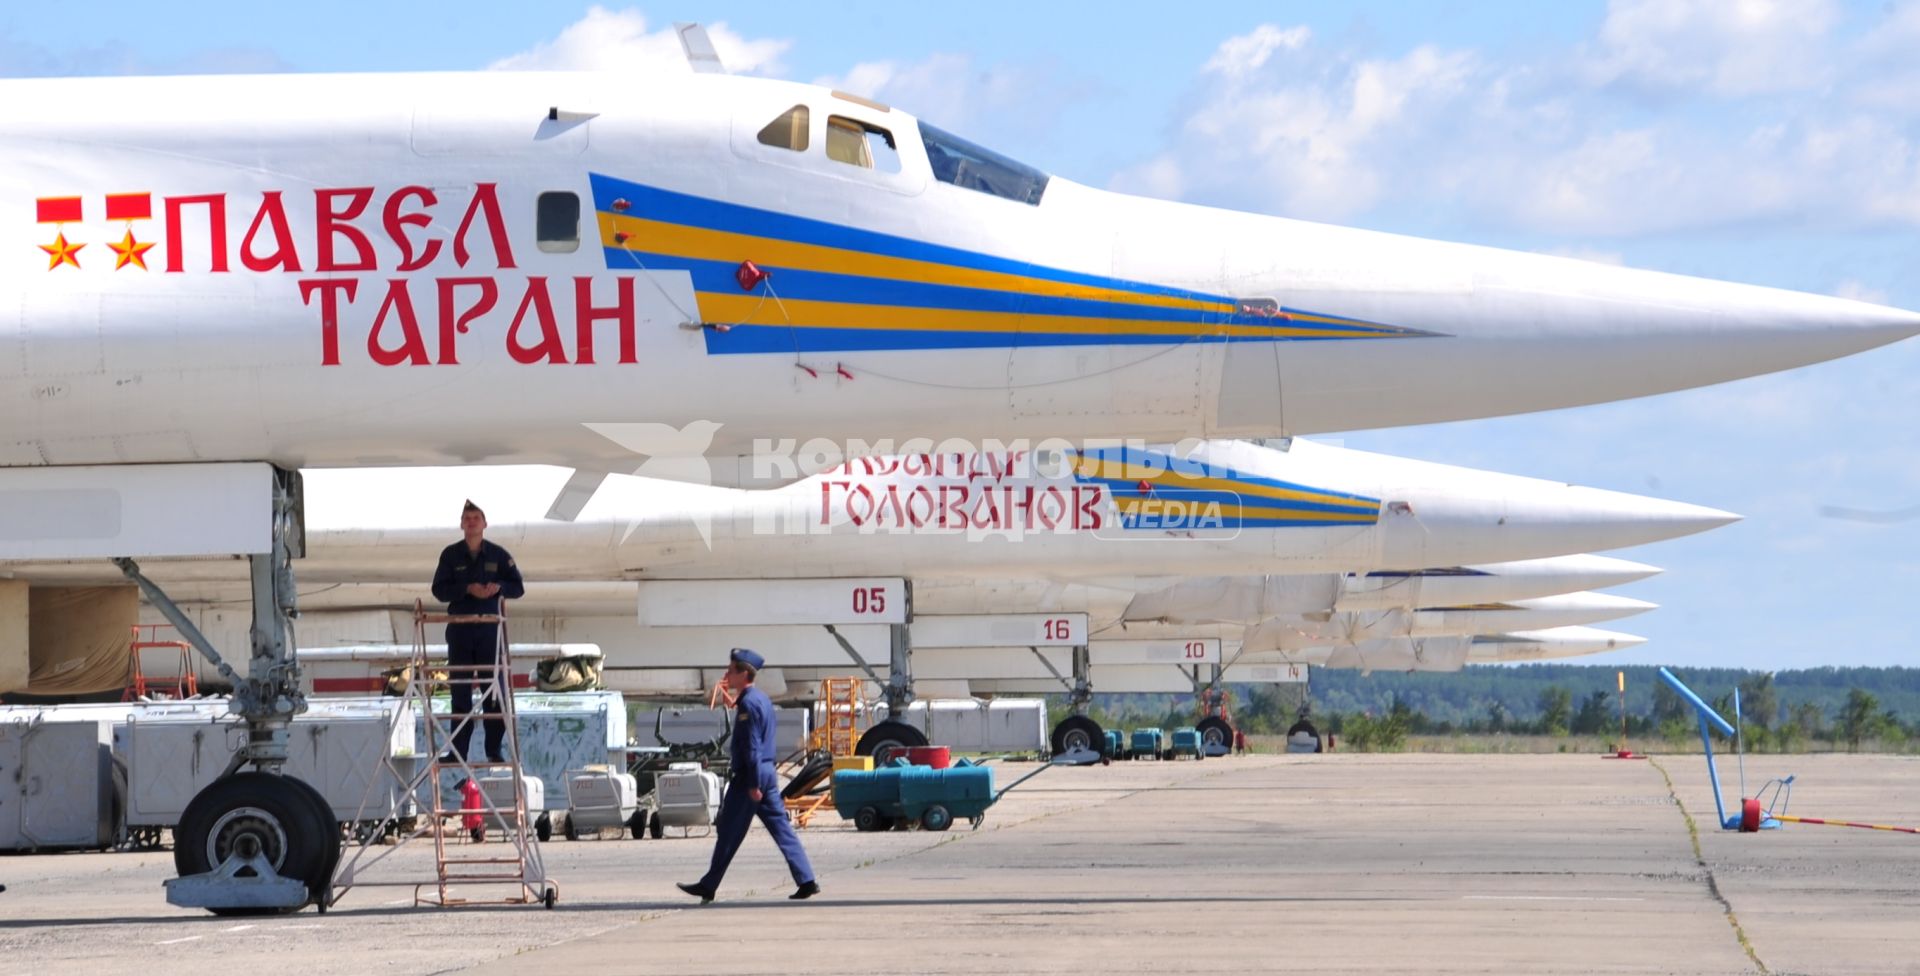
left=754, top=101, right=1050, bottom=205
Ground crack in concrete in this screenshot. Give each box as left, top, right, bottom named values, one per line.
left=1650, top=756, right=1768, bottom=975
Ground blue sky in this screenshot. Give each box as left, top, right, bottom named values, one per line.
left=5, top=2, right=1915, bottom=670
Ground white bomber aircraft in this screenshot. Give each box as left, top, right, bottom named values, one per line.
left=2, top=439, right=1730, bottom=599
left=2, top=60, right=1917, bottom=480
left=0, top=29, right=1874, bottom=913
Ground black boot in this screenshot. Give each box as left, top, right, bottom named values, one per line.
left=676, top=881, right=715, bottom=904
left=789, top=880, right=820, bottom=900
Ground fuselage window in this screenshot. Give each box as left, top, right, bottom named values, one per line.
left=536, top=191, right=580, bottom=254
left=918, top=121, right=1050, bottom=205
left=826, top=116, right=901, bottom=174
left=757, top=105, right=810, bottom=151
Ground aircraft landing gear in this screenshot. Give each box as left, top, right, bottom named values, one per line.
left=116, top=469, right=336, bottom=914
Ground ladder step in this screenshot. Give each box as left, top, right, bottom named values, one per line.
left=440, top=873, right=533, bottom=882
left=441, top=857, right=532, bottom=865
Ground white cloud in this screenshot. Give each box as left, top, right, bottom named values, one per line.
left=487, top=7, right=789, bottom=75
left=1584, top=0, right=1839, bottom=97
left=1203, top=24, right=1310, bottom=80
left=1112, top=30, right=1476, bottom=220
left=813, top=52, right=1083, bottom=142
left=1111, top=6, right=1920, bottom=240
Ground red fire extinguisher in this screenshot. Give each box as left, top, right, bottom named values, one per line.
left=459, top=777, right=485, bottom=842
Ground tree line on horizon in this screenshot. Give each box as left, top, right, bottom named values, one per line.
left=1080, top=664, right=1920, bottom=752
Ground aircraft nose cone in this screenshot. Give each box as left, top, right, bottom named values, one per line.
left=1386, top=481, right=1739, bottom=568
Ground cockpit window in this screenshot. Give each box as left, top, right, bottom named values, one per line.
left=757, top=105, right=809, bottom=151
left=826, top=116, right=901, bottom=173
left=919, top=121, right=1050, bottom=206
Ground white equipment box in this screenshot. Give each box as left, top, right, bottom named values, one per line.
left=565, top=766, right=640, bottom=834
left=872, top=699, right=1048, bottom=753
left=653, top=762, right=722, bottom=828
left=0, top=720, right=120, bottom=852
left=125, top=699, right=416, bottom=827
left=475, top=770, right=545, bottom=818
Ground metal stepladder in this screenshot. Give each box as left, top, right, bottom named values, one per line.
left=330, top=601, right=558, bottom=909
left=123, top=623, right=201, bottom=701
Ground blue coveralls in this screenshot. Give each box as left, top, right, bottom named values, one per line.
left=429, top=538, right=525, bottom=760
left=698, top=684, right=815, bottom=891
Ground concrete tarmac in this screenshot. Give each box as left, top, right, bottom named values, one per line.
left=1, top=753, right=1914, bottom=975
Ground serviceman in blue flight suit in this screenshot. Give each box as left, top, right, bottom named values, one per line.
left=678, top=648, right=820, bottom=903
left=429, top=500, right=525, bottom=763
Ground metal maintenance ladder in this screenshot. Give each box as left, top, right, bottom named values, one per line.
left=788, top=677, right=866, bottom=827
left=329, top=603, right=557, bottom=909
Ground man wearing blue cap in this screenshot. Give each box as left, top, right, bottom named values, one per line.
left=678, top=647, right=820, bottom=903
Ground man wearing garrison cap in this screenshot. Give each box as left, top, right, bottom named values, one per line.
left=678, top=647, right=820, bottom=903
left=429, top=500, right=525, bottom=764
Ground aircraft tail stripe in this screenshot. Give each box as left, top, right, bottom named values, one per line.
left=589, top=173, right=1229, bottom=306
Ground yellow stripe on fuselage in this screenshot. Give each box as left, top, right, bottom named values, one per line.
left=1109, top=498, right=1380, bottom=524
left=598, top=212, right=1232, bottom=315
left=1073, top=457, right=1379, bottom=512
left=693, top=292, right=1371, bottom=339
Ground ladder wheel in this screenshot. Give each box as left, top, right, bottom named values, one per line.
left=543, top=887, right=558, bottom=909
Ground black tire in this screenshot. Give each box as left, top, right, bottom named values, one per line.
left=1196, top=716, right=1234, bottom=754
left=279, top=775, right=342, bottom=910
left=782, top=755, right=834, bottom=800
left=1161, top=748, right=1173, bottom=761
left=173, top=773, right=332, bottom=916
left=1286, top=718, right=1323, bottom=753
left=543, top=887, right=558, bottom=909
left=648, top=813, right=664, bottom=839
left=921, top=805, right=952, bottom=832
left=856, top=721, right=928, bottom=765
left=564, top=816, right=581, bottom=842
left=470, top=825, right=485, bottom=844
left=628, top=809, right=648, bottom=840
left=1049, top=715, right=1103, bottom=757
left=854, top=806, right=885, bottom=832
left=535, top=813, right=553, bottom=843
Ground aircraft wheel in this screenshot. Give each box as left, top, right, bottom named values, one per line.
left=1049, top=715, right=1102, bottom=757
left=535, top=813, right=553, bottom=843
left=856, top=721, right=928, bottom=766
left=628, top=809, right=649, bottom=840
left=173, top=773, right=332, bottom=916
left=1196, top=716, right=1234, bottom=754
left=648, top=814, right=664, bottom=839
left=565, top=816, right=582, bottom=842
left=278, top=775, right=342, bottom=909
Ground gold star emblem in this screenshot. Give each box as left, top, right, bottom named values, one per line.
left=107, top=229, right=155, bottom=271
left=39, top=231, right=84, bottom=270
